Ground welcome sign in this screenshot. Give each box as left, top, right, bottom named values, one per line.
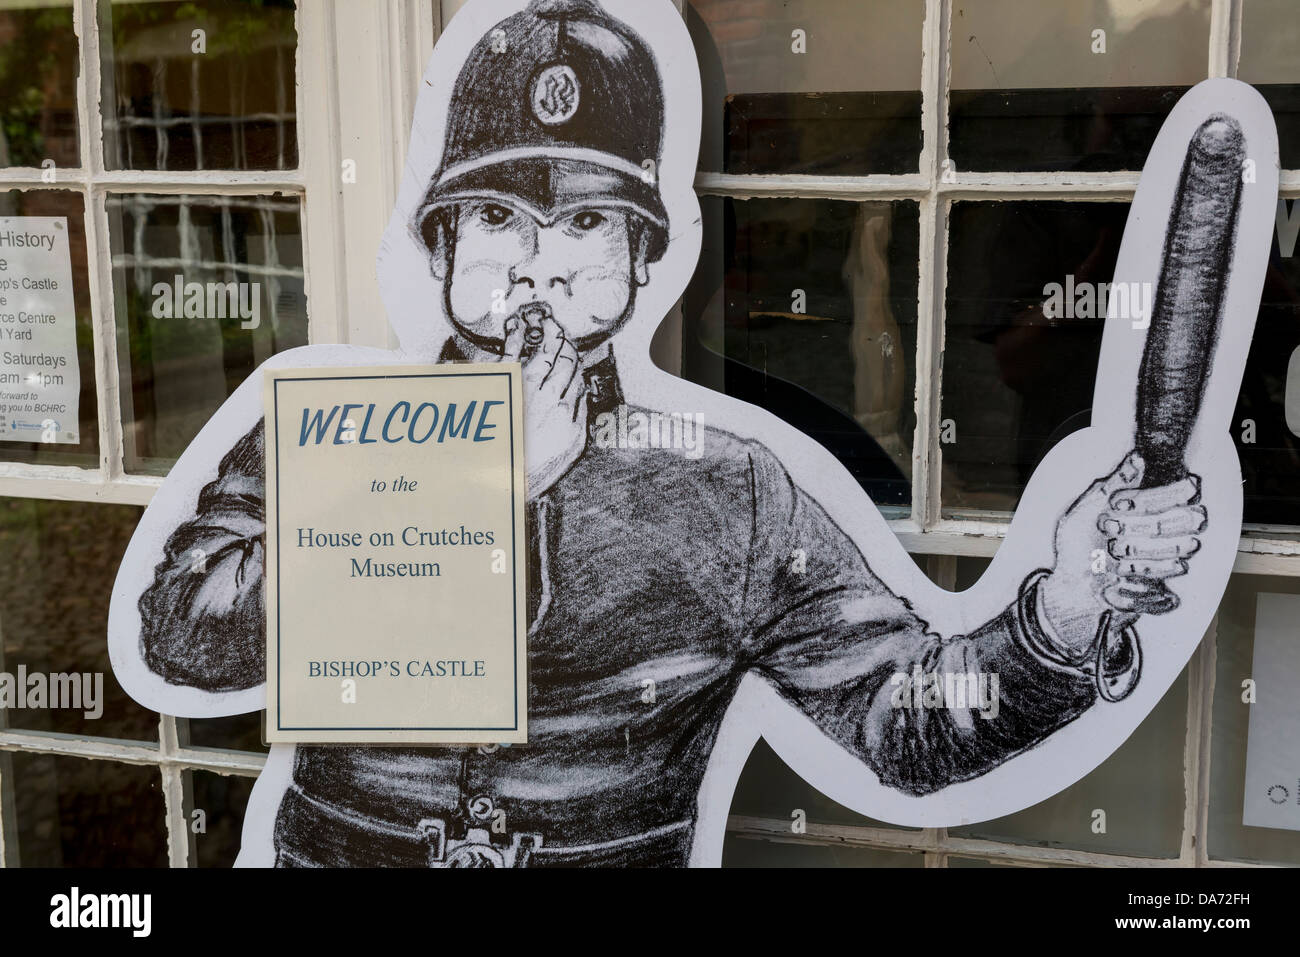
left=263, top=364, right=528, bottom=743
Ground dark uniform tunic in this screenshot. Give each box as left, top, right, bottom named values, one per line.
left=139, top=350, right=1109, bottom=867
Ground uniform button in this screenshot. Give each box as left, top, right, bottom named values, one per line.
left=467, top=794, right=495, bottom=822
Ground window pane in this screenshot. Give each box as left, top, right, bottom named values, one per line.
left=11, top=753, right=167, bottom=866
left=1207, top=574, right=1300, bottom=865
left=941, top=201, right=1123, bottom=513
left=683, top=196, right=918, bottom=509
left=728, top=738, right=918, bottom=831
left=0, top=498, right=155, bottom=741
left=722, top=835, right=924, bottom=867
left=688, top=0, right=923, bottom=174
left=946, top=559, right=1189, bottom=859
left=0, top=189, right=98, bottom=469
left=944, top=199, right=1300, bottom=525
left=184, top=712, right=266, bottom=754
left=1235, top=207, right=1300, bottom=527
left=0, top=1, right=79, bottom=169
left=949, top=0, right=1209, bottom=172
left=109, top=193, right=307, bottom=474
left=101, top=0, right=298, bottom=171
left=1238, top=0, right=1300, bottom=170
left=189, top=769, right=255, bottom=867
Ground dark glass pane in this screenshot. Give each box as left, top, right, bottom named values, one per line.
left=190, top=770, right=255, bottom=867
left=0, top=497, right=155, bottom=740
left=1207, top=574, right=1300, bottom=865
left=951, top=86, right=1193, bottom=173
left=728, top=738, right=919, bottom=831
left=109, top=193, right=307, bottom=473
left=943, top=200, right=1300, bottom=525
left=101, top=0, right=298, bottom=171
left=688, top=0, right=923, bottom=174
left=941, top=201, right=1125, bottom=513
left=184, top=711, right=267, bottom=754
left=1239, top=0, right=1300, bottom=170
left=722, top=835, right=924, bottom=867
left=1250, top=87, right=1300, bottom=172
left=0, top=189, right=98, bottom=468
left=953, top=554, right=990, bottom=591
left=717, top=91, right=923, bottom=177
left=683, top=196, right=919, bottom=509
left=0, top=2, right=79, bottom=169
left=949, top=0, right=1209, bottom=172
left=1234, top=221, right=1300, bottom=527
left=11, top=752, right=167, bottom=866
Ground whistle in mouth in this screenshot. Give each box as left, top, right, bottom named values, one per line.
left=516, top=301, right=550, bottom=353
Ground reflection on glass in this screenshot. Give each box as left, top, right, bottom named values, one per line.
left=683, top=197, right=918, bottom=508
left=190, top=770, right=255, bottom=867
left=943, top=199, right=1300, bottom=525
left=729, top=738, right=918, bottom=831
left=946, top=557, right=1189, bottom=858
left=0, top=498, right=153, bottom=740
left=101, top=0, right=298, bottom=171
left=941, top=201, right=1126, bottom=513
left=722, top=835, right=924, bottom=868
left=687, top=0, right=923, bottom=174
left=10, top=752, right=167, bottom=866
left=1208, top=574, right=1300, bottom=864
left=109, top=193, right=307, bottom=474
left=949, top=0, right=1210, bottom=171
left=0, top=2, right=78, bottom=169
left=1239, top=0, right=1300, bottom=169
left=0, top=189, right=98, bottom=468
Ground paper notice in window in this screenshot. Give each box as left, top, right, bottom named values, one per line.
left=1243, top=592, right=1300, bottom=831
left=263, top=364, right=528, bottom=744
left=0, top=217, right=80, bottom=444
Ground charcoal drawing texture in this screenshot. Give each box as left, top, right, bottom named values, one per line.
left=108, top=0, right=1278, bottom=866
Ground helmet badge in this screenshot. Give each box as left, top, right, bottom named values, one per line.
left=530, top=64, right=580, bottom=126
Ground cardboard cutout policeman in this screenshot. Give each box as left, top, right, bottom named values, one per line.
left=107, top=0, right=1278, bottom=866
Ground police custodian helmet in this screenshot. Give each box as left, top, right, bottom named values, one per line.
left=415, top=0, right=669, bottom=262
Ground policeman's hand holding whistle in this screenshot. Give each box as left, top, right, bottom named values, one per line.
left=502, top=303, right=589, bottom=498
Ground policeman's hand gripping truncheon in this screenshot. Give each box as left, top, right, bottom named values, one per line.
left=1090, top=115, right=1248, bottom=701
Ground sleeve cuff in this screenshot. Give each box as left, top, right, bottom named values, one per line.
left=1015, top=569, right=1142, bottom=702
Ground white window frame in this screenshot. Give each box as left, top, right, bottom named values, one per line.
left=0, top=0, right=438, bottom=868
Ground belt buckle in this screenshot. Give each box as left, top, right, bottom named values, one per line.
left=417, top=817, right=542, bottom=868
